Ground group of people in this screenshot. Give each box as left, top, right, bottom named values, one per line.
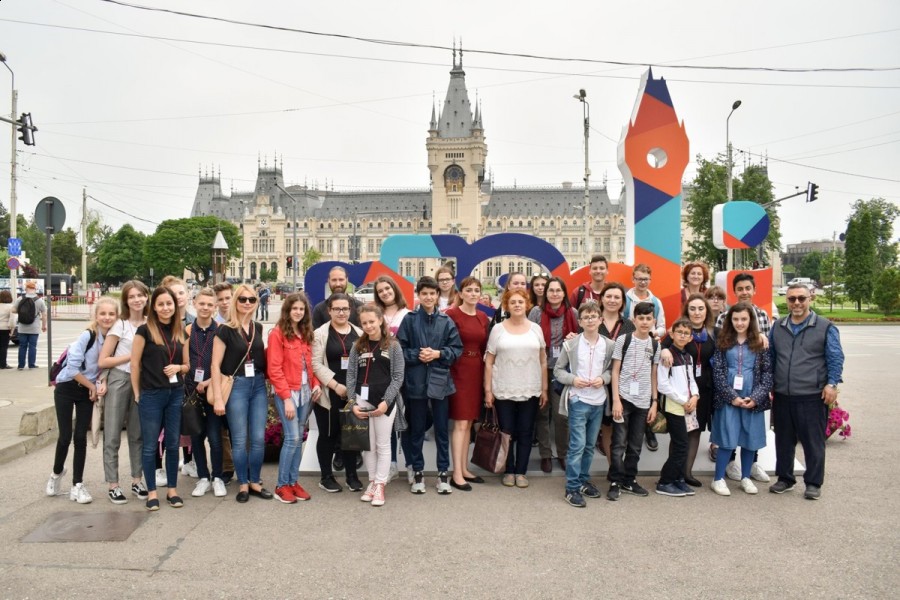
left=45, top=254, right=845, bottom=510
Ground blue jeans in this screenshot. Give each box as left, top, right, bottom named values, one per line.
left=495, top=397, right=539, bottom=475
left=407, top=397, right=449, bottom=472
left=191, top=403, right=225, bottom=481
left=138, top=386, right=183, bottom=491
left=18, top=332, right=38, bottom=368
left=565, top=399, right=604, bottom=492
left=273, top=392, right=312, bottom=487
left=225, top=374, right=268, bottom=485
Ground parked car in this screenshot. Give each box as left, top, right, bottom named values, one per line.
left=776, top=286, right=788, bottom=296
left=353, top=284, right=375, bottom=305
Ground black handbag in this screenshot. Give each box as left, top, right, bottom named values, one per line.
left=340, top=406, right=371, bottom=452
left=181, top=390, right=205, bottom=437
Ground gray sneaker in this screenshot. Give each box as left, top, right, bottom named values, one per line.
left=804, top=485, right=822, bottom=500
left=411, top=471, right=426, bottom=494
left=565, top=490, right=587, bottom=508
left=769, top=480, right=795, bottom=494
left=436, top=471, right=452, bottom=495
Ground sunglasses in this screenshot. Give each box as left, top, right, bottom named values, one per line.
left=787, top=296, right=809, bottom=303
left=237, top=296, right=258, bottom=304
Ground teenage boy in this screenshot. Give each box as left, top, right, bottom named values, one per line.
left=554, top=301, right=615, bottom=508
left=714, top=272, right=771, bottom=483
left=607, top=301, right=660, bottom=501
left=570, top=254, right=609, bottom=308
left=655, top=318, right=700, bottom=498
left=213, top=283, right=232, bottom=324
left=624, top=264, right=666, bottom=452
left=397, top=276, right=463, bottom=495
left=185, top=289, right=227, bottom=498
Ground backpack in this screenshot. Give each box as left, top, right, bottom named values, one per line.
left=620, top=332, right=659, bottom=360
left=50, top=330, right=97, bottom=386
left=17, top=296, right=37, bottom=325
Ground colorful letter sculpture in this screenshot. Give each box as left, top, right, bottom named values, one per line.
left=713, top=201, right=771, bottom=250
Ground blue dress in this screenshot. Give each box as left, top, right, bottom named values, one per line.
left=710, top=343, right=766, bottom=451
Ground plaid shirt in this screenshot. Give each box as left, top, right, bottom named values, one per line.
left=715, top=303, right=771, bottom=336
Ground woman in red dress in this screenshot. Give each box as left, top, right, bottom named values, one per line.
left=446, top=276, right=489, bottom=491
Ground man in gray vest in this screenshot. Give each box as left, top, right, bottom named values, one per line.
left=768, top=283, right=844, bottom=500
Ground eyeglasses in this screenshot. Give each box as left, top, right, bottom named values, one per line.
left=787, top=296, right=809, bottom=303
left=579, top=315, right=599, bottom=321
left=330, top=307, right=351, bottom=313
left=673, top=330, right=693, bottom=336
left=237, top=296, right=258, bottom=304
left=634, top=277, right=650, bottom=283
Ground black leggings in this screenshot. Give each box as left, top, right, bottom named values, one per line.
left=312, top=401, right=358, bottom=480
left=53, top=380, right=93, bottom=485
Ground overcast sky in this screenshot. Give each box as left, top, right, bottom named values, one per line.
left=1, top=0, right=898, bottom=249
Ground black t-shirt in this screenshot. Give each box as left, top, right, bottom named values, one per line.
left=216, top=321, right=266, bottom=377
left=325, top=324, right=359, bottom=406
left=135, top=323, right=185, bottom=390
left=187, top=321, right=218, bottom=394
left=311, top=297, right=363, bottom=329
left=354, top=340, right=392, bottom=404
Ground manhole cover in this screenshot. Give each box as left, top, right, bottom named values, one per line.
left=0, top=400, right=11, bottom=408
left=23, top=510, right=149, bottom=543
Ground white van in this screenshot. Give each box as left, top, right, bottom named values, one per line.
left=787, top=277, right=815, bottom=287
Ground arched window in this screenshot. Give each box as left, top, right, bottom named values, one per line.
left=270, top=261, right=276, bottom=272
left=249, top=262, right=257, bottom=280
left=517, top=262, right=524, bottom=272
left=518, top=220, right=523, bottom=227
left=486, top=262, right=493, bottom=278
left=527, top=220, right=532, bottom=227
left=418, top=261, right=425, bottom=277
left=508, top=261, right=514, bottom=273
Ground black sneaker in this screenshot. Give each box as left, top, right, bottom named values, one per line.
left=332, top=454, right=344, bottom=472
left=131, top=482, right=149, bottom=500
left=645, top=429, right=658, bottom=451
left=620, top=481, right=649, bottom=497
left=565, top=490, right=587, bottom=508
left=346, top=476, right=363, bottom=492
left=580, top=482, right=601, bottom=499
left=318, top=477, right=342, bottom=493
left=804, top=485, right=821, bottom=500
left=108, top=486, right=128, bottom=505
left=606, top=483, right=621, bottom=501
left=769, top=480, right=795, bottom=494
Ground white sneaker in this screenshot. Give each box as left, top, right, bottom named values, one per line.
left=725, top=461, right=741, bottom=481
left=436, top=471, right=452, bottom=495
left=192, top=479, right=211, bottom=497
left=406, top=467, right=415, bottom=486
left=181, top=460, right=199, bottom=478
left=410, top=471, right=426, bottom=494
left=711, top=479, right=731, bottom=497
left=155, top=468, right=168, bottom=487
left=45, top=468, right=66, bottom=496
left=69, top=482, right=93, bottom=504
left=388, top=462, right=399, bottom=483
left=750, top=463, right=771, bottom=483
left=212, top=477, right=227, bottom=497
left=740, top=477, right=759, bottom=494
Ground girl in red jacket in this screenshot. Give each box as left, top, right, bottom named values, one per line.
left=267, top=293, right=322, bottom=503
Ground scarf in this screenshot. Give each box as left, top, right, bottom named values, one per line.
left=691, top=327, right=709, bottom=344
left=540, top=303, right=579, bottom=349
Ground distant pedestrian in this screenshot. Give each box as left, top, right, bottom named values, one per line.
left=0, top=290, right=15, bottom=369
left=12, top=280, right=47, bottom=370
left=257, top=283, right=271, bottom=321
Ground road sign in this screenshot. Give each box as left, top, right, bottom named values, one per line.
left=6, top=257, right=19, bottom=270
left=34, top=196, right=66, bottom=233
left=7, top=237, right=21, bottom=257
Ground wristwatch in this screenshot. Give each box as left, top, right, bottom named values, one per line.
left=827, top=384, right=839, bottom=392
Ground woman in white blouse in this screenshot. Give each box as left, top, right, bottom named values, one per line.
left=484, top=288, right=547, bottom=488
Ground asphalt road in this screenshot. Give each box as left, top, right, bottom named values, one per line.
left=0, top=324, right=896, bottom=599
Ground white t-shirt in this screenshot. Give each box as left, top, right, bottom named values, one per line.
left=486, top=322, right=546, bottom=401
left=613, top=334, right=660, bottom=409
left=571, top=335, right=609, bottom=406
left=108, top=318, right=142, bottom=373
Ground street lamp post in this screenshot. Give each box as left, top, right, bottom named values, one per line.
left=274, top=184, right=301, bottom=290
left=725, top=99, right=741, bottom=271
left=0, top=52, right=17, bottom=294
left=574, top=89, right=591, bottom=265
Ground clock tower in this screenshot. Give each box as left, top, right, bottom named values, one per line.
left=426, top=48, right=487, bottom=243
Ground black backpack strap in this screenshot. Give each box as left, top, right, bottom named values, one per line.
left=621, top=332, right=632, bottom=358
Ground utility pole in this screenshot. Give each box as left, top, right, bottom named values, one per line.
left=574, top=89, right=591, bottom=264
left=81, top=187, right=87, bottom=295
left=8, top=90, right=17, bottom=294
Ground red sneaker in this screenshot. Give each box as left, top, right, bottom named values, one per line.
left=275, top=485, right=297, bottom=504
left=291, top=482, right=311, bottom=501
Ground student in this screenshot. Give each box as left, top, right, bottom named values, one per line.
left=213, top=282, right=233, bottom=324
left=45, top=297, right=118, bottom=504
left=131, top=286, right=190, bottom=511
left=267, top=292, right=322, bottom=504
left=98, top=280, right=149, bottom=505
left=397, top=276, right=463, bottom=495
left=529, top=273, right=549, bottom=309
left=710, top=302, right=773, bottom=497
left=212, top=282, right=235, bottom=482
left=607, top=301, right=660, bottom=501
left=714, top=273, right=771, bottom=483
left=435, top=265, right=458, bottom=312
left=346, top=305, right=406, bottom=507
left=184, top=288, right=227, bottom=499
left=570, top=254, right=609, bottom=308
left=554, top=301, right=614, bottom=508
left=655, top=319, right=700, bottom=497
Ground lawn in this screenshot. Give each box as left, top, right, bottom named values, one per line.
left=775, top=299, right=900, bottom=322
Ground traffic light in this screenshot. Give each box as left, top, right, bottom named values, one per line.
left=17, top=113, right=35, bottom=146
left=286, top=256, right=293, bottom=269
left=806, top=182, right=819, bottom=203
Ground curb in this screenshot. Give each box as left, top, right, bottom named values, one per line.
left=0, top=428, right=58, bottom=466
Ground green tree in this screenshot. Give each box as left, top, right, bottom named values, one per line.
left=143, top=217, right=240, bottom=286
left=820, top=250, right=845, bottom=311
left=799, top=251, right=823, bottom=282
left=51, top=229, right=82, bottom=274
left=844, top=209, right=877, bottom=311
left=259, top=264, right=278, bottom=282
left=94, top=224, right=146, bottom=285
left=18, top=221, right=46, bottom=272
left=685, top=157, right=778, bottom=271
left=873, top=268, right=900, bottom=315
left=302, top=247, right=322, bottom=273
left=847, top=198, right=899, bottom=271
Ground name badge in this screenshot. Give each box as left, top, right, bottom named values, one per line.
left=301, top=369, right=308, bottom=385
left=360, top=352, right=374, bottom=359
left=694, top=365, right=701, bottom=378
left=629, top=381, right=640, bottom=396
left=552, top=346, right=561, bottom=358
left=168, top=372, right=179, bottom=384
left=194, top=368, right=205, bottom=382
left=360, top=385, right=369, bottom=401
left=733, top=375, right=744, bottom=391
left=340, top=356, right=349, bottom=370
left=244, top=361, right=255, bottom=378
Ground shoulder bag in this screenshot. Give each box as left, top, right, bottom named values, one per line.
left=472, top=407, right=511, bottom=474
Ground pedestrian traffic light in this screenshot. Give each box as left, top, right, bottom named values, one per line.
left=806, top=182, right=819, bottom=203
left=17, top=113, right=35, bottom=146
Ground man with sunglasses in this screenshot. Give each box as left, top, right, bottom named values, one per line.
left=769, top=283, right=844, bottom=501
